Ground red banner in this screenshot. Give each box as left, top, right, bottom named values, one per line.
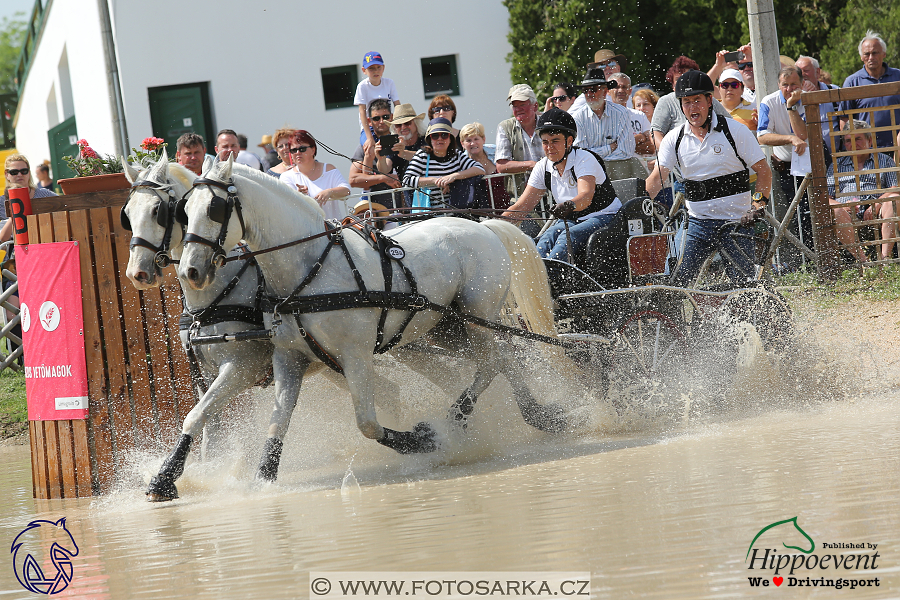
left=16, top=242, right=89, bottom=420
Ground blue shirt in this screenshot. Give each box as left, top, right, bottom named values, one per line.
left=826, top=152, right=898, bottom=204
left=840, top=63, right=900, bottom=149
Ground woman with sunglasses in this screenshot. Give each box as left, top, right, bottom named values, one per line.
left=544, top=82, right=578, bottom=113
left=264, top=128, right=296, bottom=178
left=402, top=118, right=484, bottom=211
left=2, top=154, right=57, bottom=242
left=279, top=130, right=350, bottom=221
left=716, top=69, right=757, bottom=132
left=427, top=95, right=460, bottom=141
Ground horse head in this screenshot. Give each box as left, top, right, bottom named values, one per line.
left=11, top=518, right=79, bottom=594
left=122, top=149, right=195, bottom=289
left=176, top=154, right=243, bottom=291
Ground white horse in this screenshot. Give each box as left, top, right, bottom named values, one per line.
left=122, top=155, right=274, bottom=501
left=176, top=157, right=568, bottom=482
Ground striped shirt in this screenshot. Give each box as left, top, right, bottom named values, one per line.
left=402, top=150, right=484, bottom=209
left=826, top=153, right=898, bottom=204
left=570, top=101, right=636, bottom=161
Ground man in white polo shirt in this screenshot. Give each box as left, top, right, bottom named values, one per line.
left=646, top=71, right=772, bottom=287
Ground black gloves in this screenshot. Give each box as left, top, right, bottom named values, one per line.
left=550, top=200, right=576, bottom=219
left=740, top=207, right=766, bottom=227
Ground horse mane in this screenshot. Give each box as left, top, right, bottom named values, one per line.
left=228, top=162, right=325, bottom=218
left=167, top=162, right=196, bottom=190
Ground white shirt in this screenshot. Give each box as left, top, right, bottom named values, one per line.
left=757, top=90, right=806, bottom=162
left=627, top=108, right=651, bottom=134
left=657, top=113, right=765, bottom=220
left=280, top=165, right=351, bottom=221
left=526, top=148, right=622, bottom=219
left=354, top=78, right=399, bottom=130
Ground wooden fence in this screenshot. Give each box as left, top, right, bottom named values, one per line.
left=803, top=80, right=900, bottom=279
left=26, top=189, right=195, bottom=498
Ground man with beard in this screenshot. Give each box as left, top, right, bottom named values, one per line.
left=646, top=71, right=772, bottom=287
left=570, top=65, right=640, bottom=181
left=375, top=103, right=427, bottom=208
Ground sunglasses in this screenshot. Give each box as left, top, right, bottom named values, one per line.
left=429, top=132, right=450, bottom=140
left=370, top=115, right=392, bottom=122
left=6, top=168, right=29, bottom=176
left=551, top=95, right=571, bottom=103
left=289, top=146, right=312, bottom=153
left=432, top=107, right=454, bottom=114
left=720, top=81, right=742, bottom=89
left=598, top=60, right=618, bottom=68
left=739, top=62, right=754, bottom=70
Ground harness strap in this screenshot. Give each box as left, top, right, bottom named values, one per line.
left=179, top=305, right=263, bottom=330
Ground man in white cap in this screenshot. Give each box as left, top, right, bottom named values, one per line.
left=495, top=84, right=543, bottom=199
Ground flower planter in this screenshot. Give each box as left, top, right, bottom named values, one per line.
left=58, top=173, right=130, bottom=195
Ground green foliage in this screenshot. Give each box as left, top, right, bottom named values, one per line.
left=0, top=13, right=26, bottom=96
left=820, top=2, right=900, bottom=84
left=503, top=0, right=894, bottom=97
left=0, top=369, right=27, bottom=423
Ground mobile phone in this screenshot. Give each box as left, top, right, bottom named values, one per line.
left=724, top=50, right=745, bottom=63
left=379, top=134, right=399, bottom=156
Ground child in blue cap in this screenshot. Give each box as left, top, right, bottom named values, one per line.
left=354, top=52, right=400, bottom=149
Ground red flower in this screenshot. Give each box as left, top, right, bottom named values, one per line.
left=77, top=139, right=89, bottom=148
left=80, top=146, right=98, bottom=159
left=141, top=136, right=165, bottom=151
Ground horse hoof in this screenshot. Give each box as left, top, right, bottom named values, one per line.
left=256, top=437, right=284, bottom=482
left=522, top=403, right=568, bottom=433
left=378, top=422, right=438, bottom=454
left=146, top=476, right=178, bottom=502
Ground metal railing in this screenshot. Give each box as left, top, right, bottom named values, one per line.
left=0, top=241, right=22, bottom=373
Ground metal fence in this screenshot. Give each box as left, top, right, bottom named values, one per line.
left=0, top=241, right=22, bottom=373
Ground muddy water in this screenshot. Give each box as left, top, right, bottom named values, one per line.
left=2, top=329, right=899, bottom=599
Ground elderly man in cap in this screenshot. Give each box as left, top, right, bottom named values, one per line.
left=570, top=65, right=640, bottom=180
left=495, top=84, right=543, bottom=197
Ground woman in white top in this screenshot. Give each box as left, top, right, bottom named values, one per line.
left=280, top=130, right=351, bottom=221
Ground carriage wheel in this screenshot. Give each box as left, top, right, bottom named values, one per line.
left=718, top=288, right=793, bottom=351
left=610, top=310, right=687, bottom=383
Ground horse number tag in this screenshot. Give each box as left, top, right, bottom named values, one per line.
left=628, top=219, right=643, bottom=236
left=387, top=246, right=405, bottom=260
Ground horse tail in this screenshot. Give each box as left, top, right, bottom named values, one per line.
left=481, top=219, right=582, bottom=376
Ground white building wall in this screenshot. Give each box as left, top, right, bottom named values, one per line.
left=109, top=0, right=514, bottom=178
left=15, top=0, right=117, bottom=168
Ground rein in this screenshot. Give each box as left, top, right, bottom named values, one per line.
left=122, top=179, right=182, bottom=271
left=178, top=177, right=246, bottom=267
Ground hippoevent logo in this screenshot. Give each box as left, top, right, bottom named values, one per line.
left=10, top=518, right=79, bottom=594
left=745, top=517, right=881, bottom=590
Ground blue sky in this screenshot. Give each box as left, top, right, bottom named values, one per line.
left=2, top=0, right=35, bottom=25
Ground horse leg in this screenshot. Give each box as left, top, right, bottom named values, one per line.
left=256, top=348, right=309, bottom=482
left=499, top=343, right=568, bottom=433
left=147, top=360, right=264, bottom=502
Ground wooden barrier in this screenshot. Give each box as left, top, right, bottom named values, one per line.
left=802, top=80, right=900, bottom=280
left=25, top=189, right=195, bottom=498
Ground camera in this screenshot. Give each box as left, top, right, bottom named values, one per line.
left=724, top=51, right=745, bottom=63
left=378, top=134, right=399, bottom=157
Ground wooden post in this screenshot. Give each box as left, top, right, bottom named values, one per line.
left=25, top=189, right=194, bottom=498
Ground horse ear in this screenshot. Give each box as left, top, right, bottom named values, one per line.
left=147, top=151, right=170, bottom=185
left=202, top=155, right=215, bottom=175
left=122, top=158, right=140, bottom=183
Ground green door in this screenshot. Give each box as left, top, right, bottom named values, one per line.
left=147, top=83, right=214, bottom=152
left=48, top=115, right=78, bottom=184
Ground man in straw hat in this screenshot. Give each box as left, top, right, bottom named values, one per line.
left=570, top=64, right=642, bottom=180
left=258, top=134, right=279, bottom=170
left=375, top=103, right=427, bottom=207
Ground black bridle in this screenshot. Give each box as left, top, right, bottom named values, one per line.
left=120, top=179, right=181, bottom=272
left=176, top=177, right=246, bottom=268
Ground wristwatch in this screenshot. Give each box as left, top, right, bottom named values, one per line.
left=752, top=192, right=769, bottom=206
left=786, top=103, right=798, bottom=112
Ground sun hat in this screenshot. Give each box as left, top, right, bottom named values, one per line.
left=578, top=65, right=618, bottom=89
left=258, top=134, right=272, bottom=147
left=593, top=49, right=627, bottom=69
left=353, top=200, right=390, bottom=217
left=507, top=84, right=537, bottom=105
left=719, top=68, right=744, bottom=84
left=391, top=103, right=426, bottom=125
left=425, top=118, right=454, bottom=138
left=363, top=52, right=384, bottom=68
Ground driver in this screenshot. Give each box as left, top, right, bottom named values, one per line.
left=645, top=70, right=772, bottom=286
left=502, top=108, right=621, bottom=262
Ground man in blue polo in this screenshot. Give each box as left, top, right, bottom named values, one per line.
left=840, top=30, right=900, bottom=150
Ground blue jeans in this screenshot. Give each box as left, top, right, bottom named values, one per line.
left=536, top=214, right=615, bottom=262
left=671, top=218, right=756, bottom=287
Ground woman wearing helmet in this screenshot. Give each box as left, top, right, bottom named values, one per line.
left=502, top=107, right=621, bottom=262
left=645, top=70, right=772, bottom=287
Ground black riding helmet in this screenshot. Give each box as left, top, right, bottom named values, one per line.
left=676, top=70, right=715, bottom=130
left=536, top=107, right=578, bottom=138
left=536, top=108, right=578, bottom=166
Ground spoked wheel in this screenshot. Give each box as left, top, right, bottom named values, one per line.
left=609, top=309, right=687, bottom=384
left=718, top=288, right=793, bottom=351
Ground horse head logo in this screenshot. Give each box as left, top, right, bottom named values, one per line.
left=746, top=516, right=815, bottom=560
left=10, top=518, right=79, bottom=594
